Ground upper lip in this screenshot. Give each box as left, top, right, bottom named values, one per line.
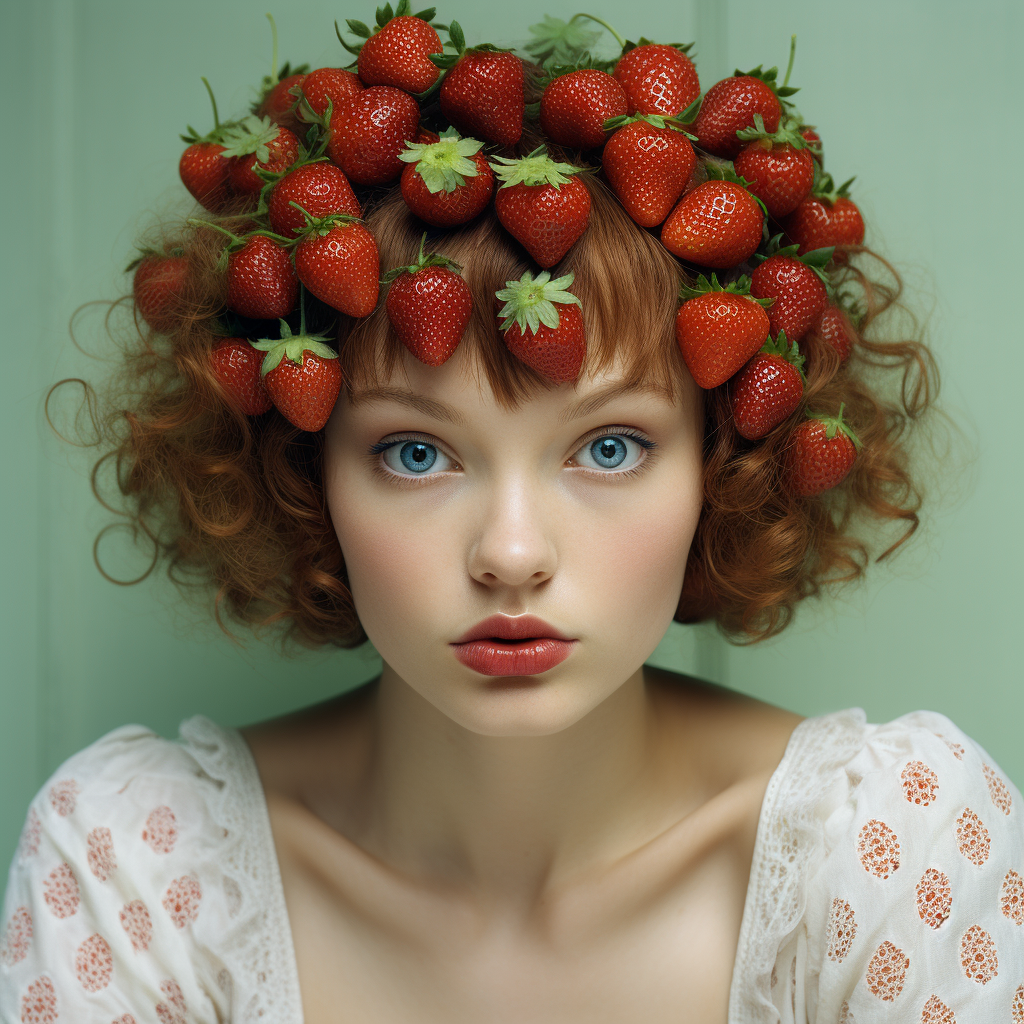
left=453, top=614, right=573, bottom=644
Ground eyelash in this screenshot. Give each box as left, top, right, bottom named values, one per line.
left=367, top=428, right=659, bottom=485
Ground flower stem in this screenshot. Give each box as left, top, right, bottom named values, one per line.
left=569, top=13, right=626, bottom=51
left=201, top=76, right=219, bottom=131
left=783, top=35, right=796, bottom=88
left=266, top=12, right=280, bottom=85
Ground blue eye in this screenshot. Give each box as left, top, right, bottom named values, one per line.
left=574, top=433, right=650, bottom=472
left=380, top=440, right=453, bottom=476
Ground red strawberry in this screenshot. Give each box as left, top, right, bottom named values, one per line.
left=612, top=44, right=700, bottom=118
left=436, top=24, right=524, bottom=147
left=210, top=338, right=273, bottom=415
left=495, top=270, right=586, bottom=383
left=692, top=74, right=783, bottom=159
left=326, top=86, right=420, bottom=185
left=785, top=405, right=861, bottom=496
left=260, top=73, right=307, bottom=127
left=352, top=11, right=443, bottom=94
left=293, top=214, right=380, bottom=317
left=491, top=149, right=591, bottom=268
left=730, top=332, right=805, bottom=439
left=799, top=125, right=823, bottom=162
left=733, top=116, right=815, bottom=219
left=221, top=117, right=300, bottom=195
left=133, top=254, right=188, bottom=333
left=661, top=177, right=764, bottom=269
left=226, top=235, right=299, bottom=320
left=674, top=276, right=771, bottom=389
left=297, top=67, right=363, bottom=120
left=251, top=318, right=341, bottom=432
left=750, top=251, right=829, bottom=343
left=784, top=176, right=865, bottom=258
left=811, top=302, right=857, bottom=363
left=602, top=115, right=696, bottom=227
left=178, top=78, right=235, bottom=211
left=539, top=69, right=627, bottom=149
left=383, top=240, right=472, bottom=365
left=268, top=164, right=361, bottom=238
left=398, top=127, right=495, bottom=227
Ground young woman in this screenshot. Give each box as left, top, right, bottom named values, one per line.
left=2, top=11, right=1021, bottom=1024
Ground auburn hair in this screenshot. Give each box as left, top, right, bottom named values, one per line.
left=51, top=139, right=938, bottom=648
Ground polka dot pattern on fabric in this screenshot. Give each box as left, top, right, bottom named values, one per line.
left=920, top=994, right=956, bottom=1023
left=41, top=864, right=79, bottom=919
left=162, top=876, right=201, bottom=929
left=955, top=808, right=990, bottom=866
left=113, top=1017, right=137, bottom=1024
left=1001, top=869, right=1024, bottom=925
left=48, top=781, right=79, bottom=818
left=155, top=979, right=186, bottom=1024
left=866, top=939, right=910, bottom=1001
left=857, top=819, right=901, bottom=878
left=118, top=900, right=152, bottom=952
left=826, top=897, right=857, bottom=962
left=902, top=761, right=939, bottom=806
left=1012, top=984, right=1024, bottom=1024
left=983, top=764, right=1012, bottom=815
left=142, top=806, right=178, bottom=854
left=86, top=827, right=116, bottom=881
left=915, top=868, right=952, bottom=929
left=1, top=907, right=33, bottom=966
left=838, top=1000, right=854, bottom=1023
left=74, top=934, right=113, bottom=992
left=20, top=976, right=57, bottom=1024
left=935, top=733, right=965, bottom=760
left=959, top=924, right=998, bottom=984
left=18, top=809, right=41, bottom=861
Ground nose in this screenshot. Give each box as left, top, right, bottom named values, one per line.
left=467, top=476, right=557, bottom=589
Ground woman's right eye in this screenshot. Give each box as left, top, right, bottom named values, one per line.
left=380, top=440, right=454, bottom=477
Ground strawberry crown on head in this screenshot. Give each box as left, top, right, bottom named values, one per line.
left=340, top=0, right=441, bottom=58
left=382, top=232, right=464, bottom=282
left=429, top=21, right=514, bottom=69
left=250, top=294, right=339, bottom=375
left=218, top=115, right=283, bottom=164
left=679, top=273, right=772, bottom=306
left=760, top=330, right=806, bottom=379
left=180, top=77, right=240, bottom=146
left=810, top=163, right=856, bottom=205
left=398, top=127, right=485, bottom=193
left=603, top=112, right=698, bottom=140
left=755, top=232, right=835, bottom=291
left=496, top=270, right=582, bottom=335
left=733, top=35, right=801, bottom=108
left=805, top=402, right=862, bottom=449
left=252, top=15, right=309, bottom=112
left=490, top=147, right=586, bottom=189
left=735, top=113, right=809, bottom=150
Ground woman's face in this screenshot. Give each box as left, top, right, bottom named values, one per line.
left=323, top=340, right=704, bottom=737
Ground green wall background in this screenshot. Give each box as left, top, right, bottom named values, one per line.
left=3, top=0, right=1021, bottom=877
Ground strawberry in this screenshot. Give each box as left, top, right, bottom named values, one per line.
left=132, top=254, right=189, bottom=333
left=811, top=302, right=857, bottom=363
left=495, top=270, right=586, bottom=383
left=692, top=71, right=787, bottom=159
left=251, top=315, right=341, bottom=432
left=210, top=337, right=273, bottom=415
left=178, top=78, right=235, bottom=212
left=601, top=114, right=696, bottom=227
left=225, top=234, right=299, bottom=320
left=612, top=43, right=700, bottom=118
left=220, top=116, right=300, bottom=195
left=326, top=85, right=420, bottom=185
left=293, top=212, right=380, bottom=317
left=733, top=115, right=815, bottom=219
left=435, top=23, right=524, bottom=147
left=673, top=274, right=771, bottom=389
left=344, top=2, right=443, bottom=94
left=296, top=67, right=363, bottom=121
left=784, top=172, right=864, bottom=258
left=398, top=127, right=495, bottom=227
left=268, top=164, right=361, bottom=238
left=383, top=237, right=473, bottom=365
left=253, top=16, right=308, bottom=129
left=799, top=125, right=823, bottom=162
left=539, top=69, right=628, bottom=149
left=661, top=172, right=764, bottom=269
left=749, top=245, right=831, bottom=343
left=785, top=404, right=861, bottom=497
left=730, top=332, right=805, bottom=439
left=490, top=149, right=591, bottom=268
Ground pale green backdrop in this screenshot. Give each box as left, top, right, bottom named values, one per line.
left=2, top=0, right=1021, bottom=876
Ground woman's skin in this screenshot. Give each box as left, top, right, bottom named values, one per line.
left=244, top=339, right=803, bottom=1023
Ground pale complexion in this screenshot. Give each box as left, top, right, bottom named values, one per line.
left=244, top=340, right=802, bottom=1023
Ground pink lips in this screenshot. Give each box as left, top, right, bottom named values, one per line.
left=451, top=615, right=577, bottom=677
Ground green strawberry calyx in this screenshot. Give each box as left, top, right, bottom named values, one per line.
left=382, top=233, right=464, bottom=283
left=735, top=113, right=809, bottom=149
left=703, top=162, right=769, bottom=222
left=805, top=402, right=862, bottom=449
left=250, top=318, right=339, bottom=376
left=180, top=77, right=242, bottom=146
left=760, top=330, right=806, bottom=380
left=219, top=115, right=282, bottom=165
left=398, top=128, right=484, bottom=194
left=496, top=270, right=581, bottom=335
left=734, top=36, right=801, bottom=109
left=602, top=112, right=698, bottom=141
left=678, top=272, right=773, bottom=308
left=288, top=203, right=363, bottom=240
left=755, top=232, right=835, bottom=292
left=809, top=163, right=855, bottom=205
left=253, top=15, right=309, bottom=114
left=339, top=1, right=441, bottom=59
left=490, top=147, right=584, bottom=190
left=429, top=21, right=514, bottom=69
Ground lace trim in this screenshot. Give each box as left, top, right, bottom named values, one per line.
left=727, top=708, right=869, bottom=1024
left=179, top=716, right=305, bottom=1024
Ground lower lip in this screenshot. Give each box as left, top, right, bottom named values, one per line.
left=450, top=638, right=577, bottom=676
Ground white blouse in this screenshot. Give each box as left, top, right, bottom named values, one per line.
left=1, top=708, right=1021, bottom=1023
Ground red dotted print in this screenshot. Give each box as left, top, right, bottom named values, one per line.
left=920, top=994, right=956, bottom=1023
left=915, top=868, right=952, bottom=929
left=18, top=809, right=41, bottom=861
left=838, top=1001, right=853, bottom=1024
left=86, top=827, right=116, bottom=881
left=959, top=924, right=998, bottom=984
left=142, top=806, right=178, bottom=854
left=42, top=863, right=79, bottom=919
left=826, top=897, right=857, bottom=962
left=1013, top=984, right=1024, bottom=1024
left=866, top=940, right=910, bottom=1001
left=935, top=733, right=965, bottom=760
left=1, top=906, right=33, bottom=966
left=48, top=780, right=79, bottom=817
left=857, top=819, right=901, bottom=878
left=901, top=760, right=939, bottom=806
left=955, top=808, right=990, bottom=866
left=983, top=764, right=1012, bottom=815
left=20, top=976, right=57, bottom=1024
left=162, top=875, right=201, bottom=928
left=74, top=934, right=113, bottom=992
left=1001, top=869, right=1024, bottom=925
left=155, top=979, right=187, bottom=1024
left=113, top=1017, right=137, bottom=1024
left=119, top=900, right=152, bottom=952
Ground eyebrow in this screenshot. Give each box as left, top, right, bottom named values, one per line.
left=345, top=386, right=466, bottom=425
left=559, top=380, right=660, bottom=423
